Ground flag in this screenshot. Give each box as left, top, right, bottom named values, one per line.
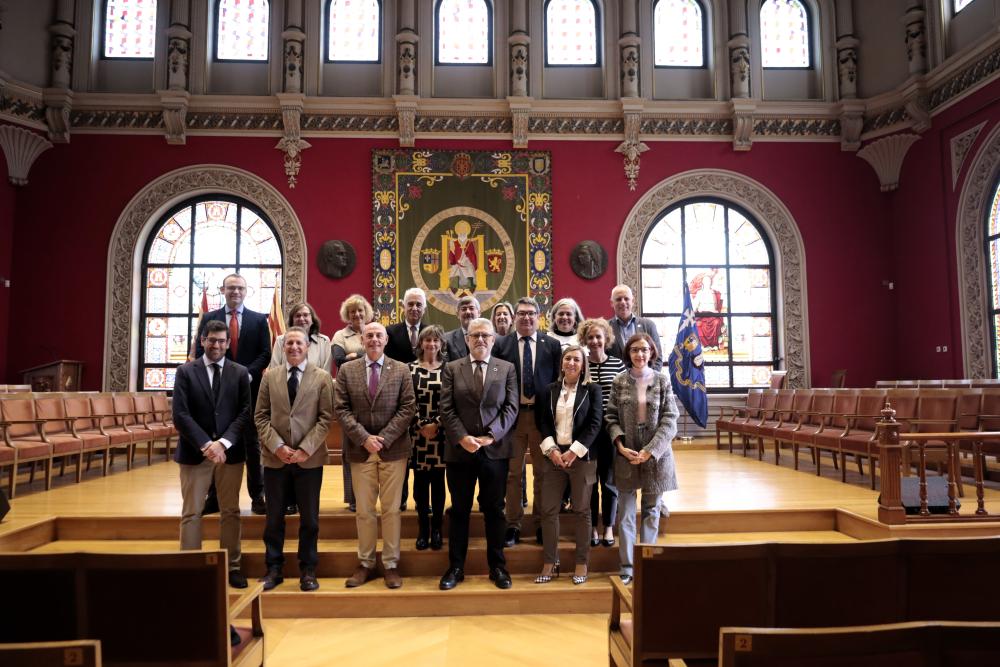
left=267, top=284, right=285, bottom=345
left=188, top=286, right=211, bottom=361
left=667, top=281, right=709, bottom=428
left=199, top=286, right=209, bottom=314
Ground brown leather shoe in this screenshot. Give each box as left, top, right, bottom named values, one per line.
left=384, top=568, right=403, bottom=589
left=345, top=565, right=374, bottom=588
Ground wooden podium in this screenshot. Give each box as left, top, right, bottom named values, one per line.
left=21, top=360, right=84, bottom=392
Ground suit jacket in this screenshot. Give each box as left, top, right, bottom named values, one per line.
left=443, top=327, right=468, bottom=362
left=607, top=316, right=664, bottom=371
left=196, top=306, right=272, bottom=398
left=172, top=357, right=251, bottom=465
left=334, top=356, right=416, bottom=464
left=491, top=331, right=563, bottom=401
left=254, top=362, right=333, bottom=469
left=534, top=380, right=603, bottom=460
left=439, top=356, right=519, bottom=462
left=384, top=321, right=420, bottom=364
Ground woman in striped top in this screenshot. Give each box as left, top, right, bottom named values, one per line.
left=578, top=318, right=626, bottom=548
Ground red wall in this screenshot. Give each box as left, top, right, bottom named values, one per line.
left=0, top=158, right=15, bottom=382
left=8, top=130, right=898, bottom=388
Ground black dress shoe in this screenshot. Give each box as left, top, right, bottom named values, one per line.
left=504, top=527, right=520, bottom=547
left=230, top=625, right=241, bottom=647
left=535, top=527, right=543, bottom=544
left=201, top=496, right=220, bottom=516
left=400, top=501, right=408, bottom=511
left=259, top=569, right=283, bottom=590
left=348, top=503, right=356, bottom=512
left=430, top=529, right=443, bottom=551
left=415, top=534, right=429, bottom=551
left=489, top=567, right=513, bottom=589
left=250, top=497, right=266, bottom=515
left=228, top=570, right=248, bottom=589
left=439, top=566, right=464, bottom=590
left=300, top=571, right=319, bottom=591
left=284, top=504, right=298, bottom=515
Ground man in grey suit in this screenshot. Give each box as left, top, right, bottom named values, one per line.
left=255, top=327, right=333, bottom=592
left=607, top=284, right=664, bottom=371
left=438, top=318, right=519, bottom=590
left=443, top=294, right=481, bottom=360
left=173, top=319, right=251, bottom=590
left=335, top=322, right=416, bottom=590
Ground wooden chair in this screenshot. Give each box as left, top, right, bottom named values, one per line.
left=730, top=390, right=777, bottom=455
left=131, top=393, right=174, bottom=465
left=88, top=394, right=136, bottom=470
left=0, top=396, right=53, bottom=497
left=32, top=395, right=90, bottom=484
left=899, top=388, right=962, bottom=496
left=768, top=370, right=787, bottom=389
left=0, top=640, right=101, bottom=667
left=769, top=389, right=815, bottom=465
left=745, top=389, right=794, bottom=460
left=810, top=389, right=859, bottom=477
left=716, top=389, right=765, bottom=452
left=719, top=621, right=1000, bottom=667
left=837, top=389, right=890, bottom=488
left=788, top=389, right=836, bottom=472
left=113, top=393, right=156, bottom=467
left=148, top=392, right=178, bottom=460
left=64, top=395, right=113, bottom=476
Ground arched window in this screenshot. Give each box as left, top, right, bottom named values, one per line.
left=654, top=0, right=705, bottom=68
left=760, top=0, right=811, bottom=68
left=640, top=199, right=778, bottom=391
left=545, top=0, right=600, bottom=66
left=103, top=0, right=157, bottom=59
left=327, top=0, right=381, bottom=62
left=216, top=0, right=270, bottom=61
left=140, top=197, right=283, bottom=391
left=955, top=0, right=975, bottom=13
left=986, top=180, right=1000, bottom=376
left=435, top=0, right=492, bottom=65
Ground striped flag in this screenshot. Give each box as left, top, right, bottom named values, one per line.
left=267, top=284, right=285, bottom=344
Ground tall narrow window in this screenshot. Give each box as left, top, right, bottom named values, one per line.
left=545, top=0, right=599, bottom=66
left=955, top=0, right=975, bottom=12
left=327, top=0, right=381, bottom=62
left=436, top=0, right=492, bottom=65
left=760, top=0, right=811, bottom=68
left=103, top=0, right=157, bottom=59
left=216, top=0, right=270, bottom=61
left=986, top=180, right=1000, bottom=376
left=140, top=197, right=283, bottom=391
left=654, top=0, right=705, bottom=67
left=640, top=199, right=778, bottom=391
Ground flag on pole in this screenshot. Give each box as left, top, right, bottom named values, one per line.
left=267, top=284, right=286, bottom=345
left=188, top=286, right=211, bottom=362
left=667, top=281, right=709, bottom=428
left=199, top=286, right=209, bottom=315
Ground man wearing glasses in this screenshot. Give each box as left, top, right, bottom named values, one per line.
left=492, top=296, right=563, bottom=546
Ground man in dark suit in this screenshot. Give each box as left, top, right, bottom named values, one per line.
left=195, top=273, right=273, bottom=515
left=255, top=327, right=333, bottom=592
left=607, top=284, right=663, bottom=371
left=438, top=317, right=519, bottom=590
left=173, top=319, right=252, bottom=590
left=384, top=287, right=426, bottom=364
left=491, top=296, right=563, bottom=546
left=443, top=294, right=481, bottom=361
left=334, top=322, right=416, bottom=590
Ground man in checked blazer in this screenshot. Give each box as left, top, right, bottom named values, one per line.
left=607, top=284, right=664, bottom=371
left=255, top=327, right=333, bottom=592
left=334, top=321, right=416, bottom=590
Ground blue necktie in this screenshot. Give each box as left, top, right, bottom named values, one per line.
left=521, top=336, right=535, bottom=399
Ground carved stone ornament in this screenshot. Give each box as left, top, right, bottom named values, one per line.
left=283, top=37, right=304, bottom=94
left=276, top=94, right=310, bottom=188
left=509, top=37, right=529, bottom=97
left=317, top=239, right=357, bottom=279
left=836, top=39, right=859, bottom=99
left=856, top=133, right=921, bottom=192
left=159, top=90, right=189, bottom=145
left=618, top=169, right=811, bottom=388
left=903, top=8, right=927, bottom=76
left=395, top=95, right=418, bottom=147
left=839, top=100, right=865, bottom=152
left=103, top=165, right=307, bottom=391
left=167, top=33, right=191, bottom=91
left=615, top=104, right=647, bottom=190
left=42, top=88, right=73, bottom=143
left=49, top=31, right=74, bottom=89
left=728, top=36, right=751, bottom=99
left=951, top=120, right=987, bottom=189
left=570, top=240, right=608, bottom=280
left=397, top=32, right=418, bottom=96
left=958, top=121, right=1000, bottom=379
left=509, top=97, right=531, bottom=148
left=620, top=35, right=640, bottom=99
left=731, top=99, right=756, bottom=151
left=0, top=124, right=53, bottom=186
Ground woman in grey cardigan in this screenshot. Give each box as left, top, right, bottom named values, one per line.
left=604, top=332, right=679, bottom=585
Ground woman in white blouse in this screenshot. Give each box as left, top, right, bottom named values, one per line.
left=533, top=345, right=603, bottom=585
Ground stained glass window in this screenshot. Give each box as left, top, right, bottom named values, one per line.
left=760, top=0, right=811, bottom=68
left=654, top=0, right=705, bottom=67
left=104, top=0, right=157, bottom=59
left=140, top=197, right=283, bottom=391
left=436, top=0, right=491, bottom=65
left=987, top=180, right=1000, bottom=376
left=955, top=0, right=975, bottom=13
left=216, top=0, right=270, bottom=61
left=545, top=0, right=599, bottom=66
left=328, top=0, right=381, bottom=62
left=641, top=199, right=778, bottom=391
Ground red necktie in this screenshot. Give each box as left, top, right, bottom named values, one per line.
left=228, top=311, right=240, bottom=360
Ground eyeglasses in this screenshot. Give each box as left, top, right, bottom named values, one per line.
left=630, top=347, right=652, bottom=354
left=515, top=311, right=537, bottom=318
left=204, top=337, right=228, bottom=345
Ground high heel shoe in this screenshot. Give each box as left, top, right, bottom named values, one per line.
left=590, top=533, right=600, bottom=547
left=572, top=567, right=588, bottom=585
left=602, top=536, right=616, bottom=548
left=533, top=563, right=560, bottom=584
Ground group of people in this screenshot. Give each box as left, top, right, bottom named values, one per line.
left=172, top=273, right=679, bottom=602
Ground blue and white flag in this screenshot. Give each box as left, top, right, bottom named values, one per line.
left=667, top=281, right=709, bottom=428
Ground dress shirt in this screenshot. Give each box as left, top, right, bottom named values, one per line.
left=201, top=355, right=233, bottom=450
left=225, top=305, right=244, bottom=327
left=517, top=331, right=537, bottom=405
left=366, top=354, right=386, bottom=385
left=468, top=354, right=491, bottom=388
left=539, top=381, right=588, bottom=458
left=616, top=315, right=636, bottom=343
left=274, top=360, right=308, bottom=452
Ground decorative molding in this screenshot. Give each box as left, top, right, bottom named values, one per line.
left=0, top=89, right=47, bottom=127
left=103, top=165, right=306, bottom=391
left=414, top=115, right=512, bottom=134
left=951, top=120, right=988, bottom=190
left=615, top=100, right=647, bottom=191
left=731, top=99, right=756, bottom=151
left=394, top=95, right=418, bottom=147
left=618, top=169, right=810, bottom=389
left=753, top=117, right=839, bottom=137
left=70, top=108, right=163, bottom=130
left=957, top=122, right=1000, bottom=379
left=838, top=100, right=865, bottom=151
left=929, top=44, right=1000, bottom=110
left=856, top=133, right=921, bottom=192
left=396, top=30, right=418, bottom=97
left=275, top=93, right=310, bottom=188
left=42, top=88, right=73, bottom=143
left=300, top=113, right=397, bottom=132
left=528, top=116, right=624, bottom=134
left=640, top=117, right=732, bottom=135
left=508, top=97, right=531, bottom=148
left=0, top=124, right=52, bottom=185
left=158, top=90, right=189, bottom=145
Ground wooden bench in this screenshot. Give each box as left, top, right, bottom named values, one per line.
left=719, top=621, right=1000, bottom=667
left=0, top=640, right=102, bottom=666
left=0, top=550, right=263, bottom=667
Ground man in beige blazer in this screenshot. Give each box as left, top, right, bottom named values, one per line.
left=255, top=327, right=333, bottom=592
left=335, top=321, right=416, bottom=589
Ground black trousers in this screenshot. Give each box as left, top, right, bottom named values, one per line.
left=446, top=454, right=508, bottom=571
left=413, top=467, right=446, bottom=528
left=590, top=431, right=619, bottom=527
left=263, top=464, right=323, bottom=572
left=244, top=423, right=264, bottom=500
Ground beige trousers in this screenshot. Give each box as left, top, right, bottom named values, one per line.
left=506, top=410, right=544, bottom=530
left=179, top=458, right=244, bottom=570
left=350, top=455, right=407, bottom=570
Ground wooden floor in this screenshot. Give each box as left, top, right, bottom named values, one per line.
left=5, top=444, right=1000, bottom=666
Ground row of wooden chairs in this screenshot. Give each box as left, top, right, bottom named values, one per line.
left=0, top=392, right=176, bottom=498
left=716, top=387, right=997, bottom=491
left=876, top=378, right=1000, bottom=387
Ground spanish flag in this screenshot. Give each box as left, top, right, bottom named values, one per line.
left=267, top=284, right=285, bottom=345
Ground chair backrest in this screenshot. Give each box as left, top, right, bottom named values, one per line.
left=895, top=380, right=919, bottom=387
left=64, top=396, right=96, bottom=431
left=805, top=390, right=834, bottom=426
left=944, top=379, right=973, bottom=388
left=132, top=393, right=153, bottom=415
left=885, top=389, right=920, bottom=428
left=34, top=396, right=70, bottom=435
left=89, top=395, right=117, bottom=429
left=151, top=393, right=170, bottom=413
left=757, top=389, right=779, bottom=413
left=904, top=538, right=1000, bottom=621
left=785, top=389, right=814, bottom=421
left=0, top=397, right=38, bottom=438
left=854, top=389, right=889, bottom=431
left=958, top=388, right=983, bottom=430
left=0, top=640, right=101, bottom=667
left=913, top=388, right=959, bottom=434
left=768, top=371, right=787, bottom=389
left=875, top=380, right=897, bottom=388
left=917, top=379, right=944, bottom=387
left=745, top=389, right=764, bottom=410
left=113, top=395, right=137, bottom=426
left=828, top=389, right=860, bottom=429
left=768, top=390, right=795, bottom=420
left=980, top=388, right=1000, bottom=430
left=830, top=369, right=847, bottom=388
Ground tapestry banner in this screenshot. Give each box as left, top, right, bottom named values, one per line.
left=371, top=149, right=553, bottom=327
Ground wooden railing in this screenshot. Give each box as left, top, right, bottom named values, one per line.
left=876, top=402, right=1000, bottom=524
